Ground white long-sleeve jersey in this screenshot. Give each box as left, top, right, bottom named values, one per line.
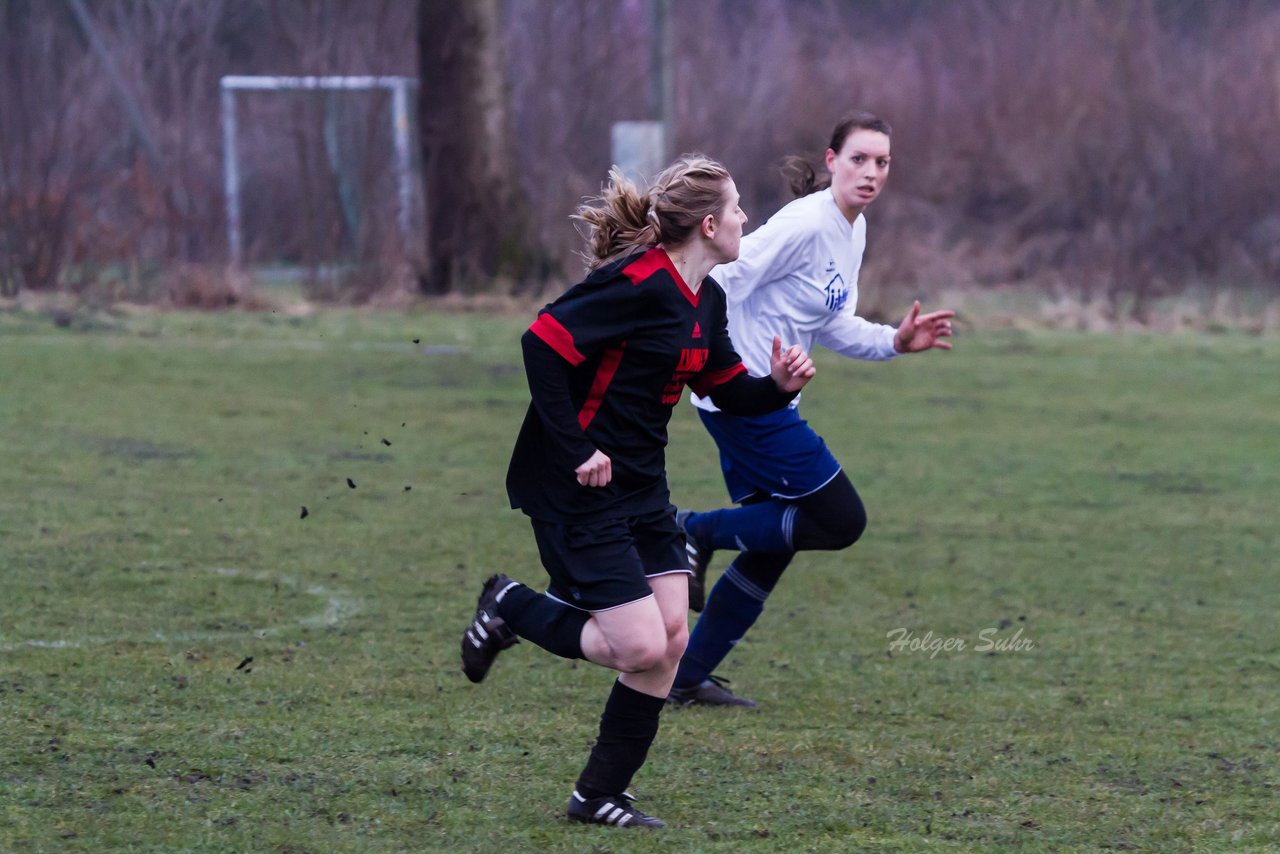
left=692, top=187, right=898, bottom=413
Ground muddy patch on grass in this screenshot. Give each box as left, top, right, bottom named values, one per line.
left=328, top=450, right=393, bottom=463
left=1115, top=471, right=1220, bottom=495
left=96, top=437, right=198, bottom=461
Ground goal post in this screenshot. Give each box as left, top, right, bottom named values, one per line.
left=220, top=75, right=418, bottom=268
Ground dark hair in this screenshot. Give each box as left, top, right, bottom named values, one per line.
left=573, top=155, right=733, bottom=270
left=782, top=111, right=893, bottom=197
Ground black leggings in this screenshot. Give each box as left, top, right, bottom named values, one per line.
left=791, top=470, right=867, bottom=551
left=734, top=471, right=867, bottom=592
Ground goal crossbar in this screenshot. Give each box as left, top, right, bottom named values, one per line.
left=220, top=74, right=419, bottom=266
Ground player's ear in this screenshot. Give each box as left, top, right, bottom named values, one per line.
left=701, top=213, right=717, bottom=240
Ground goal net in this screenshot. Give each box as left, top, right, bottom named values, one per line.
left=220, top=75, right=422, bottom=283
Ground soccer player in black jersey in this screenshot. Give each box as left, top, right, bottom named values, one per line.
left=460, top=155, right=815, bottom=829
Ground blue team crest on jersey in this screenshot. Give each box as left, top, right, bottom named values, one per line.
left=824, top=273, right=848, bottom=312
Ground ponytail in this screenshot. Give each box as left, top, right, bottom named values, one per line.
left=574, top=155, right=732, bottom=270
left=781, top=155, right=826, bottom=197
left=781, top=111, right=893, bottom=199
left=572, top=167, right=660, bottom=270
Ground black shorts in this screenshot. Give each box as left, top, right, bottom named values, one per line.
left=529, top=505, right=690, bottom=612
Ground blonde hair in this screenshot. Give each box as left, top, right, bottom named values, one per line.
left=573, top=155, right=732, bottom=270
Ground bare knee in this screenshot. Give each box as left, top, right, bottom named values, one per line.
left=664, top=620, right=689, bottom=667
left=613, top=636, right=668, bottom=673
left=616, top=619, right=685, bottom=672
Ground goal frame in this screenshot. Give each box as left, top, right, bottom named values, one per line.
left=219, top=75, right=418, bottom=267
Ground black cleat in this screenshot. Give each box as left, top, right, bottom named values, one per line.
left=567, top=790, right=666, bottom=829
left=460, top=574, right=519, bottom=683
left=675, top=509, right=713, bottom=612
left=667, top=674, right=758, bottom=708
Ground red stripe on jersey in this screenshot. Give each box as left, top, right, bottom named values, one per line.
left=689, top=362, right=747, bottom=398
left=622, top=247, right=699, bottom=307
left=529, top=313, right=586, bottom=367
left=578, top=342, right=627, bottom=430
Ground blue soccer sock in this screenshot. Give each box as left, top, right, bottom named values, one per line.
left=686, top=501, right=796, bottom=553
left=673, top=560, right=770, bottom=690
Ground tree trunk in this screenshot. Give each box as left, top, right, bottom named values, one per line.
left=417, top=0, right=533, bottom=294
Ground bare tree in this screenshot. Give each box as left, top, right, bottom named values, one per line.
left=0, top=2, right=106, bottom=295
left=417, top=0, right=535, bottom=294
left=4, top=0, right=1277, bottom=307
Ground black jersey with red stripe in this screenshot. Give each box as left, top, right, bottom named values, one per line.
left=507, top=247, right=748, bottom=523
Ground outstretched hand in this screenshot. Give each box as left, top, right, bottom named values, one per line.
left=893, top=301, right=955, bottom=353
left=769, top=335, right=816, bottom=393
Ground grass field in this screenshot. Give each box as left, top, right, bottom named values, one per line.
left=1, top=306, right=1277, bottom=852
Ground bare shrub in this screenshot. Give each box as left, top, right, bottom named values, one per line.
left=1, top=0, right=418, bottom=304
left=164, top=263, right=241, bottom=309
left=503, top=0, right=650, bottom=279
left=0, top=5, right=102, bottom=295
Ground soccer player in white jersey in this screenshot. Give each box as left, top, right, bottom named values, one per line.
left=670, top=113, right=955, bottom=708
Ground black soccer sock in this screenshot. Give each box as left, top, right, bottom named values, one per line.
left=575, top=679, right=666, bottom=799
left=495, top=582, right=589, bottom=660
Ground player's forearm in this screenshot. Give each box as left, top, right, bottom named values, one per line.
left=819, top=319, right=899, bottom=361
left=705, top=372, right=798, bottom=415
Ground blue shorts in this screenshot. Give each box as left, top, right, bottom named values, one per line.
left=530, top=505, right=690, bottom=612
left=697, top=406, right=841, bottom=504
